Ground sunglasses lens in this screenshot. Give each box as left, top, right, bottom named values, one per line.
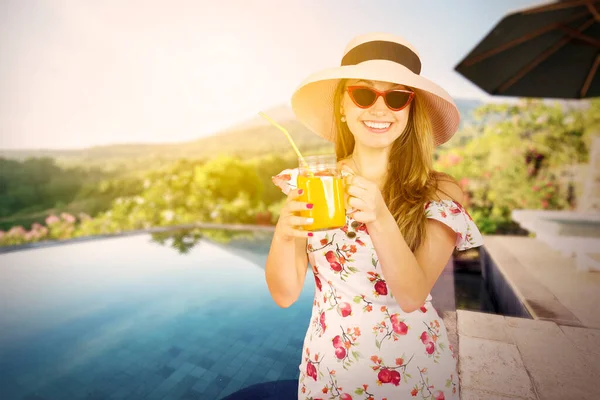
left=351, top=88, right=377, bottom=107
left=385, top=91, right=412, bottom=110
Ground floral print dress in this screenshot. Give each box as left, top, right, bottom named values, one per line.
left=272, top=168, right=484, bottom=400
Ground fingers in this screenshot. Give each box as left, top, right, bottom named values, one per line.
left=277, top=188, right=314, bottom=241
left=283, top=189, right=313, bottom=216
left=345, top=183, right=369, bottom=200
left=347, top=195, right=367, bottom=211
left=287, top=188, right=304, bottom=201
left=277, top=214, right=314, bottom=241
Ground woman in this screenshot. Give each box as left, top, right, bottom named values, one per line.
left=266, top=32, right=484, bottom=400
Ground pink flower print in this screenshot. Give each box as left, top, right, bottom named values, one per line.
left=425, top=341, right=435, bottom=355
left=374, top=280, right=388, bottom=296
left=390, top=370, right=401, bottom=386
left=448, top=205, right=461, bottom=215
left=319, top=311, right=326, bottom=333
left=306, top=362, right=317, bottom=381
left=337, top=302, right=352, bottom=317
left=356, top=223, right=369, bottom=235
left=435, top=390, right=445, bottom=400
left=420, top=331, right=432, bottom=344
left=332, top=335, right=343, bottom=349
left=315, top=275, right=322, bottom=292
left=390, top=314, right=408, bottom=335
left=325, top=250, right=343, bottom=272
left=378, top=368, right=392, bottom=383
left=330, top=261, right=343, bottom=272
left=334, top=346, right=347, bottom=360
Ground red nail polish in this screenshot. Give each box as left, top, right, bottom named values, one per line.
left=308, top=232, right=313, bottom=237
left=306, top=203, right=313, bottom=209
left=298, top=189, right=303, bottom=194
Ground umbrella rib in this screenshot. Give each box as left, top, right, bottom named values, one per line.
left=523, top=0, right=597, bottom=14
left=497, top=18, right=596, bottom=94
left=461, top=10, right=589, bottom=67
left=585, top=0, right=600, bottom=21
left=581, top=54, right=600, bottom=97
left=558, top=25, right=600, bottom=47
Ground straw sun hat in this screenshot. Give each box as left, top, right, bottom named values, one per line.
left=290, top=32, right=461, bottom=147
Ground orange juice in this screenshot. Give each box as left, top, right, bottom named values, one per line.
left=297, top=170, right=346, bottom=231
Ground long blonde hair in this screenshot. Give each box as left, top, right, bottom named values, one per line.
left=333, top=79, right=459, bottom=252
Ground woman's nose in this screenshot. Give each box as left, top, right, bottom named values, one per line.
left=369, top=95, right=388, bottom=115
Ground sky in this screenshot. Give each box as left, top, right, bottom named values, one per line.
left=0, top=0, right=550, bottom=150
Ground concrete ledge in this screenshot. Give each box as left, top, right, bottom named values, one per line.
left=481, top=236, right=584, bottom=327
left=458, top=310, right=600, bottom=400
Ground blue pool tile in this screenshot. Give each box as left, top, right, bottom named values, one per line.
left=200, top=368, right=218, bottom=382
left=161, top=375, right=198, bottom=400
left=213, top=374, right=232, bottom=389
left=223, top=362, right=242, bottom=378
left=217, top=378, right=245, bottom=399
left=200, top=385, right=222, bottom=400
left=107, top=386, right=131, bottom=400
left=128, top=377, right=162, bottom=398
left=191, top=377, right=211, bottom=393
left=265, top=367, right=283, bottom=381
left=193, top=357, right=215, bottom=371
left=166, top=354, right=188, bottom=370
left=168, top=346, right=183, bottom=358
left=231, top=367, right=252, bottom=384
left=188, top=365, right=208, bottom=379
left=157, top=365, right=176, bottom=379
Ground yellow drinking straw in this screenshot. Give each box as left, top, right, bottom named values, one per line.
left=258, top=112, right=314, bottom=177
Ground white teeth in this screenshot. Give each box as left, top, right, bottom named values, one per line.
left=364, top=121, right=391, bottom=130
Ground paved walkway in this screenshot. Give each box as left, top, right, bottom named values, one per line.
left=457, top=235, right=600, bottom=400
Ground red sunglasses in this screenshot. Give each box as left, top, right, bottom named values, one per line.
left=347, top=86, right=415, bottom=111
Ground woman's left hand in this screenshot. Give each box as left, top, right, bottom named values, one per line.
left=342, top=166, right=388, bottom=225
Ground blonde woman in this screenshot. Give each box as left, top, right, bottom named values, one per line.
left=267, top=32, right=484, bottom=400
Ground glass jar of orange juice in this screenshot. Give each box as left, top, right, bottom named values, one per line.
left=297, top=154, right=346, bottom=231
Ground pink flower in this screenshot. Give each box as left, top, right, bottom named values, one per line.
left=31, top=223, right=43, bottom=230
left=45, top=215, right=60, bottom=225
left=541, top=200, right=549, bottom=209
left=447, top=154, right=462, bottom=166
left=532, top=185, right=539, bottom=192
left=459, top=178, right=469, bottom=188
left=8, top=226, right=26, bottom=236
left=60, top=213, right=76, bottom=224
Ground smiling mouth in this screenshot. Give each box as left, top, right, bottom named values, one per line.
left=362, top=121, right=393, bottom=133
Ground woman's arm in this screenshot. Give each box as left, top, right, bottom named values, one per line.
left=366, top=181, right=463, bottom=312
left=265, top=226, right=309, bottom=308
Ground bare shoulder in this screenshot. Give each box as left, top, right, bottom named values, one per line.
left=431, top=171, right=464, bottom=203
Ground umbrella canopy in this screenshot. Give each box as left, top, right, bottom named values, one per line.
left=455, top=0, right=600, bottom=99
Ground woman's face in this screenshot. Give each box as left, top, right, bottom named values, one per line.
left=341, top=79, right=412, bottom=149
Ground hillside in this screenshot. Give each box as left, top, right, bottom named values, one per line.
left=0, top=99, right=483, bottom=169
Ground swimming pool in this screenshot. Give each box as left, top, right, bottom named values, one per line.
left=0, top=228, right=493, bottom=400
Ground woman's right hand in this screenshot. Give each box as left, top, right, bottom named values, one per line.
left=276, top=189, right=314, bottom=241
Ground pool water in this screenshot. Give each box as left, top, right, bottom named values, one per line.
left=0, top=228, right=493, bottom=400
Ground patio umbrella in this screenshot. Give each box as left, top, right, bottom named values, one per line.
left=455, top=0, right=600, bottom=99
